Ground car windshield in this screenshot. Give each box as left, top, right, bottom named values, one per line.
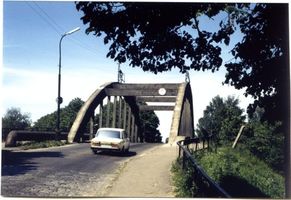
left=96, top=130, right=121, bottom=139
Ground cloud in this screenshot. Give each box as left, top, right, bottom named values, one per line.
left=2, top=66, right=253, bottom=142
left=2, top=65, right=120, bottom=121
left=2, top=67, right=58, bottom=120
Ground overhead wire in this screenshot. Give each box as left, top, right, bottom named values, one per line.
left=25, top=1, right=62, bottom=35
left=26, top=1, right=104, bottom=56
left=68, top=36, right=104, bottom=56
left=32, top=1, right=65, bottom=33
left=32, top=1, right=101, bottom=55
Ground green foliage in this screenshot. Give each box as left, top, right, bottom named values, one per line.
left=76, top=2, right=226, bottom=74
left=171, top=160, right=197, bottom=197
left=197, top=97, right=284, bottom=174
left=197, top=95, right=224, bottom=137
left=19, top=140, right=66, bottom=150
left=196, top=95, right=245, bottom=145
left=242, top=108, right=284, bottom=173
left=98, top=101, right=116, bottom=128
left=139, top=109, right=162, bottom=143
left=97, top=100, right=162, bottom=142
left=196, top=147, right=285, bottom=198
left=76, top=3, right=289, bottom=129
left=224, top=4, right=289, bottom=126
left=2, top=107, right=32, bottom=140
left=33, top=98, right=84, bottom=132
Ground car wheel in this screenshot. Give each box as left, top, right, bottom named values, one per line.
left=92, top=149, right=98, bottom=154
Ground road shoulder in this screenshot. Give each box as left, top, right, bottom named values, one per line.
left=104, top=143, right=177, bottom=197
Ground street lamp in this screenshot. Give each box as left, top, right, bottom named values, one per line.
left=56, top=27, right=80, bottom=140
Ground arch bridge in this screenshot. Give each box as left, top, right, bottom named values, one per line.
left=68, top=82, right=194, bottom=144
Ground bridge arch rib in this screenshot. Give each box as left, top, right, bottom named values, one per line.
left=68, top=82, right=194, bottom=144
left=67, top=82, right=141, bottom=143
left=68, top=82, right=113, bottom=143
left=169, top=82, right=194, bottom=144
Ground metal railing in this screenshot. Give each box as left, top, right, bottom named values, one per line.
left=177, top=136, right=230, bottom=198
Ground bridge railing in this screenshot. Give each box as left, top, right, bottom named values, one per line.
left=177, top=136, right=230, bottom=198
left=4, top=130, right=92, bottom=147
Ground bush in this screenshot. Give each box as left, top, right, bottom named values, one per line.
left=196, top=147, right=285, bottom=198
left=171, top=159, right=197, bottom=197
left=18, top=140, right=67, bottom=150
left=2, top=107, right=31, bottom=140
left=242, top=121, right=284, bottom=173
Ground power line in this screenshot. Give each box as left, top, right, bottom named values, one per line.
left=32, top=1, right=65, bottom=33
left=34, top=1, right=103, bottom=56
left=25, top=1, right=62, bottom=35
left=26, top=1, right=103, bottom=56
left=68, top=36, right=104, bottom=56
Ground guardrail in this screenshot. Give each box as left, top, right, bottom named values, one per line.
left=5, top=131, right=68, bottom=147
left=177, top=136, right=230, bottom=198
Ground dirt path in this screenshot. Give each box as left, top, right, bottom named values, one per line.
left=104, top=143, right=178, bottom=197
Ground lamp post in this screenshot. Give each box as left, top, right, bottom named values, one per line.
left=56, top=27, right=80, bottom=140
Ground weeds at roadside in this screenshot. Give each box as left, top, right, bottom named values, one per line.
left=171, top=147, right=285, bottom=198
left=17, top=140, right=67, bottom=150
left=171, top=159, right=197, bottom=197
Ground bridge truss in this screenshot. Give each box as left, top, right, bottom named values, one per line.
left=68, top=82, right=194, bottom=144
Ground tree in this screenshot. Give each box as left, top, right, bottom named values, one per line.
left=33, top=98, right=84, bottom=132
left=196, top=95, right=245, bottom=145
left=224, top=4, right=289, bottom=126
left=76, top=2, right=227, bottom=73
left=2, top=107, right=32, bottom=140
left=75, top=2, right=289, bottom=127
left=96, top=101, right=118, bottom=128
left=76, top=5, right=290, bottom=190
left=196, top=96, right=225, bottom=138
left=220, top=96, right=246, bottom=142
left=139, top=109, right=162, bottom=143
left=243, top=107, right=284, bottom=173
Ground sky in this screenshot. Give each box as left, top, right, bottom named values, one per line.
left=2, top=1, right=254, bottom=141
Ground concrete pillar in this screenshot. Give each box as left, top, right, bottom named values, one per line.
left=89, top=113, right=94, bottom=140
left=118, top=97, right=122, bottom=128
left=112, top=96, right=117, bottom=128
left=123, top=101, right=127, bottom=130
left=135, top=124, right=138, bottom=143
left=127, top=107, right=132, bottom=141
left=131, top=115, right=135, bottom=142
left=99, top=101, right=103, bottom=128
left=106, top=96, right=111, bottom=127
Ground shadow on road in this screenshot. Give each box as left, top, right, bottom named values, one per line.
left=2, top=150, right=64, bottom=176
left=96, top=150, right=137, bottom=157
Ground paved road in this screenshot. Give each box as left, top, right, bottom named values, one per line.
left=1, top=142, right=159, bottom=197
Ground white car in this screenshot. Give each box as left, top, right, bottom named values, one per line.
left=91, top=128, right=130, bottom=154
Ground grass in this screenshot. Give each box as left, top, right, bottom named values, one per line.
left=17, top=140, right=67, bottom=150
left=171, top=146, right=285, bottom=198
left=197, top=147, right=285, bottom=198
left=171, top=159, right=197, bottom=197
